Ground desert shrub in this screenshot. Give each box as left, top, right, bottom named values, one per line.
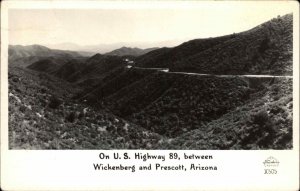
left=78, top=112, right=84, bottom=119
left=19, top=105, right=27, bottom=113
left=12, top=77, right=19, bottom=83
left=15, top=88, right=21, bottom=93
left=66, top=112, right=76, bottom=123
left=259, top=37, right=270, bottom=53
left=48, top=96, right=62, bottom=109
left=241, top=110, right=276, bottom=148
left=90, top=133, right=97, bottom=139
left=91, top=139, right=98, bottom=146
left=270, top=105, right=285, bottom=115
left=252, top=110, right=269, bottom=126
left=41, top=87, right=47, bottom=93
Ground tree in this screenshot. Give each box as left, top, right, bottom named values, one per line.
left=48, top=96, right=62, bottom=109
left=66, top=112, right=76, bottom=123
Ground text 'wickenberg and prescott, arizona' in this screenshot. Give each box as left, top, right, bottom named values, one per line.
left=93, top=153, right=217, bottom=172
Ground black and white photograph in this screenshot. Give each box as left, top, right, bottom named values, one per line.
left=7, top=5, right=295, bottom=150
left=1, top=1, right=299, bottom=190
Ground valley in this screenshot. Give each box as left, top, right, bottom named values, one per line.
left=8, top=14, right=293, bottom=150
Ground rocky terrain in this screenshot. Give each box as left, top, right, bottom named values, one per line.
left=157, top=77, right=293, bottom=149
left=9, top=67, right=163, bottom=149
left=8, top=14, right=293, bottom=149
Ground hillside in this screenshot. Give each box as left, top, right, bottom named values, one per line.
left=73, top=66, right=292, bottom=149
left=9, top=14, right=294, bottom=150
left=158, top=78, right=293, bottom=149
left=26, top=53, right=127, bottom=88
left=52, top=59, right=87, bottom=82
left=105, top=46, right=158, bottom=57
left=76, top=68, right=156, bottom=104
left=9, top=44, right=83, bottom=59
left=25, top=14, right=293, bottom=85
left=8, top=44, right=86, bottom=67
left=27, top=57, right=71, bottom=73
left=57, top=54, right=126, bottom=86
left=9, top=64, right=293, bottom=149
left=135, top=35, right=234, bottom=68
left=135, top=14, right=293, bottom=75
left=9, top=66, right=162, bottom=149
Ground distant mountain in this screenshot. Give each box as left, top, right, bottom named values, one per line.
left=9, top=44, right=82, bottom=59
left=44, top=43, right=125, bottom=54
left=9, top=44, right=89, bottom=67
left=42, top=43, right=96, bottom=57
left=105, top=47, right=158, bottom=57
left=25, top=14, right=293, bottom=87
left=10, top=14, right=294, bottom=150
left=44, top=42, right=83, bottom=51
left=44, top=39, right=184, bottom=54
left=135, top=14, right=293, bottom=75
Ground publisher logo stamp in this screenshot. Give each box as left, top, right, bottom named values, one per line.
left=263, top=156, right=279, bottom=174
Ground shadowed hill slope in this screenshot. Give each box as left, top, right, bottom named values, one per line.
left=27, top=53, right=127, bottom=88
left=9, top=14, right=294, bottom=150
left=135, top=14, right=293, bottom=75
left=27, top=57, right=71, bottom=73
left=157, top=78, right=292, bottom=149
left=59, top=54, right=126, bottom=86
left=76, top=68, right=156, bottom=104
left=85, top=71, right=275, bottom=137
left=9, top=66, right=162, bottom=149
left=72, top=64, right=293, bottom=149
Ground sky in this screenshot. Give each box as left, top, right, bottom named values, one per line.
left=8, top=1, right=294, bottom=49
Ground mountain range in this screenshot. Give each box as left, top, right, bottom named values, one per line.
left=8, top=44, right=88, bottom=68
left=8, top=14, right=293, bottom=150
left=105, top=47, right=158, bottom=57
left=42, top=39, right=185, bottom=54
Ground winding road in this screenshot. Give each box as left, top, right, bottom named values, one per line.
left=128, top=66, right=293, bottom=78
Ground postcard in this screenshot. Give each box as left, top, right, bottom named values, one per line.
left=1, top=1, right=299, bottom=190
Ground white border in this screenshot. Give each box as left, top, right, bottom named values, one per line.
left=1, top=1, right=299, bottom=190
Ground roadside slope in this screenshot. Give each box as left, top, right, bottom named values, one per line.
left=135, top=14, right=293, bottom=75
left=157, top=78, right=293, bottom=149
